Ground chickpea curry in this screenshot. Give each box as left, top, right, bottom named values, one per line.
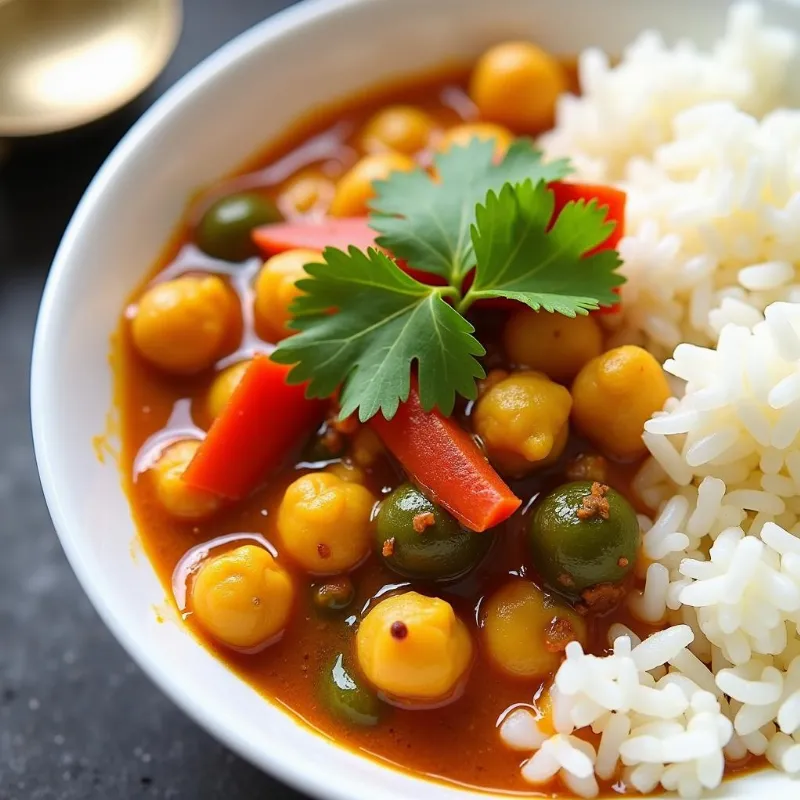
left=118, top=42, right=675, bottom=795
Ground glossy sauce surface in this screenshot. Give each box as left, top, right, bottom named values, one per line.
left=116, top=65, right=761, bottom=794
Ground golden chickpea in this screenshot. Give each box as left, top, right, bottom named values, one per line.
left=191, top=545, right=294, bottom=649
left=356, top=592, right=472, bottom=702
left=358, top=106, right=436, bottom=156
left=330, top=152, right=415, bottom=217
left=469, top=42, right=567, bottom=132
left=325, top=461, right=367, bottom=485
left=206, top=360, right=251, bottom=421
left=572, top=345, right=671, bottom=461
left=351, top=427, right=384, bottom=468
left=472, top=371, right=572, bottom=476
left=437, top=123, right=514, bottom=159
left=253, top=248, right=322, bottom=341
left=482, top=580, right=586, bottom=679
left=131, top=275, right=234, bottom=375
left=150, top=440, right=222, bottom=520
left=504, top=310, right=603, bottom=383
left=278, top=169, right=336, bottom=216
left=277, top=471, right=376, bottom=574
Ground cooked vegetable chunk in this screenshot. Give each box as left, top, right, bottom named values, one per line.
left=150, top=439, right=222, bottom=520
left=375, top=484, right=490, bottom=581
left=356, top=592, right=472, bottom=702
left=131, top=275, right=234, bottom=375
left=472, top=371, right=571, bottom=476
left=330, top=152, right=415, bottom=217
left=321, top=654, right=382, bottom=726
left=278, top=168, right=336, bottom=216
left=254, top=248, right=322, bottom=341
left=504, top=310, right=603, bottom=383
left=528, top=481, right=639, bottom=607
left=205, top=359, right=251, bottom=421
left=571, top=345, right=671, bottom=460
left=183, top=356, right=325, bottom=500
left=359, top=105, right=435, bottom=155
left=370, top=382, right=521, bottom=532
left=191, top=544, right=294, bottom=648
left=196, top=191, right=282, bottom=261
left=277, top=472, right=376, bottom=574
left=312, top=577, right=355, bottom=612
left=469, top=42, right=567, bottom=132
left=437, top=122, right=513, bottom=158
left=481, top=579, right=586, bottom=678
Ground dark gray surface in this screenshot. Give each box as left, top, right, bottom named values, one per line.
left=0, top=2, right=309, bottom=798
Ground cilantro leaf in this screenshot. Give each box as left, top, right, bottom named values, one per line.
left=271, top=247, right=485, bottom=422
left=465, top=180, right=624, bottom=316
left=369, top=138, right=570, bottom=286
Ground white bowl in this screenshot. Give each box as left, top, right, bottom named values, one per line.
left=31, top=0, right=800, bottom=797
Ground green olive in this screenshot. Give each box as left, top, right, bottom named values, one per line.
left=321, top=653, right=382, bottom=727
left=312, top=577, right=355, bottom=612
left=375, top=483, right=490, bottom=581
left=196, top=192, right=282, bottom=262
left=528, top=481, right=639, bottom=603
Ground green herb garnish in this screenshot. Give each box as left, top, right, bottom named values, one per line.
left=370, top=137, right=570, bottom=284
left=272, top=140, right=624, bottom=422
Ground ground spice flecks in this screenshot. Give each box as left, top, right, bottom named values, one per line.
left=577, top=481, right=610, bottom=521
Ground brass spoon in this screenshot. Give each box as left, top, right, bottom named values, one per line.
left=0, top=0, right=182, bottom=137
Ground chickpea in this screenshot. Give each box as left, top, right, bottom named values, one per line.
left=325, top=461, right=367, bottom=485
left=150, top=440, right=222, bottom=521
left=330, top=152, right=415, bottom=217
left=191, top=545, right=294, bottom=649
left=472, top=371, right=572, bottom=477
left=469, top=42, right=567, bottom=132
left=278, top=168, right=336, bottom=216
left=356, top=592, right=472, bottom=703
left=131, top=275, right=234, bottom=375
left=351, top=427, right=384, bottom=468
left=571, top=345, right=671, bottom=461
left=253, top=248, right=322, bottom=341
left=481, top=579, right=586, bottom=679
left=206, top=360, right=251, bottom=420
left=358, top=105, right=436, bottom=156
left=437, top=123, right=514, bottom=159
left=277, top=472, right=376, bottom=574
left=504, top=310, right=603, bottom=383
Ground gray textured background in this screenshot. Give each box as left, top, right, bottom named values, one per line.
left=0, top=2, right=308, bottom=798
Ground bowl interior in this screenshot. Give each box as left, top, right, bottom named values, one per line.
left=32, top=0, right=800, bottom=797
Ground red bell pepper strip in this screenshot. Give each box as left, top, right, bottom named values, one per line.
left=369, top=382, right=521, bottom=532
left=252, top=217, right=378, bottom=256
left=183, top=355, right=325, bottom=500
left=549, top=182, right=626, bottom=253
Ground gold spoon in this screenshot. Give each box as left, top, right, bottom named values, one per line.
left=0, top=0, right=182, bottom=137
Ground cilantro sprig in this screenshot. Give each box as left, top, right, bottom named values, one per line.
left=370, top=137, right=570, bottom=285
left=272, top=140, right=624, bottom=422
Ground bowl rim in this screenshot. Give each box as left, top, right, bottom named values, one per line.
left=30, top=1, right=398, bottom=798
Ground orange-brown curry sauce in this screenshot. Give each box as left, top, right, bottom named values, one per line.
left=115, top=63, right=761, bottom=795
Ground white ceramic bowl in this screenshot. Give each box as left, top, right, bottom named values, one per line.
left=31, top=0, right=800, bottom=797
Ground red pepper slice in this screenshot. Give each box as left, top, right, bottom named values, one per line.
left=252, top=217, right=378, bottom=255
left=183, top=355, right=325, bottom=500
left=369, top=382, right=521, bottom=532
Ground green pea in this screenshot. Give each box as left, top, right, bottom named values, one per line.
left=195, top=192, right=282, bottom=262
left=312, top=577, right=355, bottom=613
left=528, top=481, right=639, bottom=602
left=321, top=654, right=381, bottom=727
left=375, top=483, right=490, bottom=581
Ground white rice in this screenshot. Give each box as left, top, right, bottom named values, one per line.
left=498, top=3, right=800, bottom=796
